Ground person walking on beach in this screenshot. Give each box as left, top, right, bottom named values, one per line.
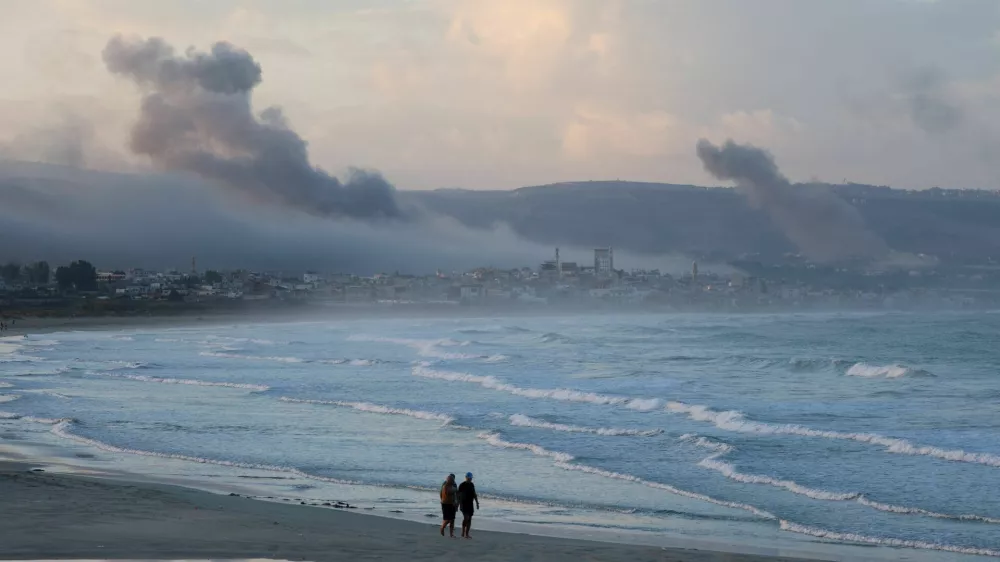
left=439, top=473, right=459, bottom=537
left=458, top=472, right=479, bottom=539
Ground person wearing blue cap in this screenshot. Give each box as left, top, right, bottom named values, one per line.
left=457, top=472, right=479, bottom=538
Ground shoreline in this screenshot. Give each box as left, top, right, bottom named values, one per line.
left=0, top=454, right=827, bottom=562
left=1, top=314, right=990, bottom=561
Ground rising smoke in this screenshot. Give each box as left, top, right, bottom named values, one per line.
left=102, top=35, right=401, bottom=219
left=696, top=139, right=889, bottom=262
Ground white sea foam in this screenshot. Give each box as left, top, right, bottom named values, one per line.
left=509, top=414, right=662, bottom=437
left=110, top=335, right=135, bottom=341
left=279, top=397, right=454, bottom=424
left=484, top=354, right=509, bottom=363
left=779, top=520, right=1000, bottom=557
left=846, top=362, right=920, bottom=378
left=95, top=372, right=269, bottom=392
left=413, top=364, right=661, bottom=411
left=0, top=382, right=12, bottom=388
left=0, top=395, right=20, bottom=403
left=666, top=401, right=1000, bottom=468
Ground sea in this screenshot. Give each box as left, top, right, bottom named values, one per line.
left=1, top=311, right=999, bottom=560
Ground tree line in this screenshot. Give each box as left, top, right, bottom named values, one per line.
left=1, top=260, right=97, bottom=292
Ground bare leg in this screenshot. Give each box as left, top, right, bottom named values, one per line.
left=449, top=519, right=456, bottom=537
left=440, top=520, right=446, bottom=536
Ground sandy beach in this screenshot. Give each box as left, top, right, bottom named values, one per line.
left=0, top=460, right=824, bottom=562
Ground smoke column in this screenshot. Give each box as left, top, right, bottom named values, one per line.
left=696, top=139, right=888, bottom=262
left=103, top=35, right=401, bottom=219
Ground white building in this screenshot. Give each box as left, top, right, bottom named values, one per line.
left=594, top=248, right=614, bottom=276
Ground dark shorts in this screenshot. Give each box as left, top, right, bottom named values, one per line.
left=461, top=507, right=474, bottom=519
left=442, top=503, right=457, bottom=521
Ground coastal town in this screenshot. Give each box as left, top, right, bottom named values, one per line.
left=2, top=247, right=999, bottom=318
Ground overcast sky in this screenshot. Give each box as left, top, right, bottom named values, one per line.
left=2, top=0, right=1000, bottom=190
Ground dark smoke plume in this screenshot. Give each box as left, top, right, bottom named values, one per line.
left=903, top=68, right=962, bottom=135
left=696, top=139, right=888, bottom=262
left=103, top=35, right=401, bottom=219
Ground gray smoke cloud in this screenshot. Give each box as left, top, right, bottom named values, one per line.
left=903, top=68, right=963, bottom=135
left=696, top=139, right=889, bottom=262
left=102, top=35, right=401, bottom=219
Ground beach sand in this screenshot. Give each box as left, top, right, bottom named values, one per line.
left=0, top=461, right=819, bottom=562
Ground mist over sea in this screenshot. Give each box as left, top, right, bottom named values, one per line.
left=2, top=311, right=999, bottom=560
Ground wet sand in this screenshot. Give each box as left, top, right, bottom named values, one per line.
left=0, top=462, right=820, bottom=562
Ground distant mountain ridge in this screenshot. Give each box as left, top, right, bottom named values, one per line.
left=404, top=180, right=1000, bottom=263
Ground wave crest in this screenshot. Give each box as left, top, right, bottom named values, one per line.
left=509, top=414, right=662, bottom=437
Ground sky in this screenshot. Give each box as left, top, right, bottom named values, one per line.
left=2, top=0, right=1000, bottom=191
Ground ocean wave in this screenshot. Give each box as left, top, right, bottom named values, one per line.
left=0, top=395, right=21, bottom=403
left=477, top=432, right=774, bottom=520
left=8, top=366, right=72, bottom=376
left=314, top=358, right=380, bottom=366
left=678, top=434, right=734, bottom=455
left=94, top=372, right=269, bottom=392
left=699, top=457, right=860, bottom=501
left=50, top=420, right=361, bottom=486
left=0, top=412, right=71, bottom=424
left=199, top=351, right=306, bottom=363
left=0, top=382, right=12, bottom=388
left=483, top=354, right=509, bottom=363
left=413, top=364, right=661, bottom=411
left=855, top=497, right=1000, bottom=524
left=94, top=360, right=150, bottom=371
left=348, top=335, right=481, bottom=360
left=666, top=401, right=1000, bottom=468
left=779, top=520, right=1000, bottom=557
left=278, top=397, right=454, bottom=424
left=203, top=335, right=277, bottom=346
left=477, top=432, right=577, bottom=463
left=0, top=355, right=45, bottom=363
left=509, top=414, right=662, bottom=437
left=110, top=335, right=135, bottom=341
left=539, top=332, right=574, bottom=344
left=680, top=434, right=1000, bottom=523
left=845, top=362, right=931, bottom=378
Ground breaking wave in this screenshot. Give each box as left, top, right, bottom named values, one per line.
left=779, top=520, right=1000, bottom=558
left=666, top=401, right=1000, bottom=468
left=94, top=372, right=269, bottom=392
left=845, top=362, right=932, bottom=378
left=509, top=414, right=662, bottom=437
left=348, top=335, right=483, bottom=360
left=200, top=351, right=306, bottom=363
left=477, top=432, right=774, bottom=520
left=681, top=434, right=1000, bottom=523
left=413, top=364, right=662, bottom=411
left=0, top=394, right=21, bottom=403
left=539, top=332, right=574, bottom=344
left=278, top=397, right=454, bottom=424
